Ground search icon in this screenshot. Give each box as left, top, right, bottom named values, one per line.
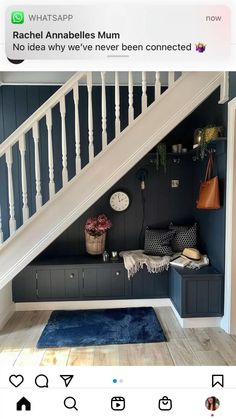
left=64, top=397, right=78, bottom=411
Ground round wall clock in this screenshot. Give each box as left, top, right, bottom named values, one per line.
left=109, top=190, right=130, bottom=212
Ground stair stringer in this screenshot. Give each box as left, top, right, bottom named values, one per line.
left=0, top=71, right=226, bottom=289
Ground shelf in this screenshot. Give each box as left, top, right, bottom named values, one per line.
left=149, top=137, right=227, bottom=159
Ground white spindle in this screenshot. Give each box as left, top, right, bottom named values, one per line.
left=59, top=96, right=68, bottom=186
left=115, top=72, right=120, bottom=137
left=6, top=148, right=16, bottom=236
left=19, top=135, right=29, bottom=223
left=168, top=72, right=175, bottom=87
left=73, top=84, right=81, bottom=174
left=101, top=72, right=107, bottom=149
left=128, top=72, right=134, bottom=124
left=142, top=71, right=147, bottom=111
left=87, top=72, right=94, bottom=161
left=155, top=72, right=161, bottom=99
left=0, top=204, right=3, bottom=244
left=46, top=110, right=55, bottom=198
left=32, top=122, right=42, bottom=211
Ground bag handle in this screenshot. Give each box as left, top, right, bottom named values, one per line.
left=205, top=154, right=214, bottom=181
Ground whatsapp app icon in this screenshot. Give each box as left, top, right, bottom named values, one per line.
left=11, top=11, right=24, bottom=24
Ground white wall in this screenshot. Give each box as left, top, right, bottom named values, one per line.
left=222, top=98, right=236, bottom=334
left=0, top=282, right=14, bottom=330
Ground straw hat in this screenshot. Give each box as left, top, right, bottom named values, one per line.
left=182, top=248, right=202, bottom=261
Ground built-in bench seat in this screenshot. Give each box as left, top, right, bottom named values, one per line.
left=12, top=257, right=224, bottom=318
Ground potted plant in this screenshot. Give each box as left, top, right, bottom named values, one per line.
left=155, top=143, right=167, bottom=173
left=195, top=124, right=223, bottom=160
left=85, top=214, right=112, bottom=255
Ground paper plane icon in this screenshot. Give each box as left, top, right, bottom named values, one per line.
left=60, top=375, right=74, bottom=388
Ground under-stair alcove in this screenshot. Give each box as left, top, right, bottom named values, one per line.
left=4, top=71, right=236, bottom=367
left=38, top=86, right=227, bottom=275
left=12, top=85, right=227, bottom=322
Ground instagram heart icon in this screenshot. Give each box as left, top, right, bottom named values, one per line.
left=9, top=374, right=24, bottom=388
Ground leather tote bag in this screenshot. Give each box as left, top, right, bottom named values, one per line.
left=196, top=154, right=220, bottom=209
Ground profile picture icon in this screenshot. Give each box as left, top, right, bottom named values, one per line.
left=205, top=396, right=220, bottom=411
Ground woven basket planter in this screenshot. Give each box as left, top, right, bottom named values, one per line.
left=85, top=231, right=106, bottom=255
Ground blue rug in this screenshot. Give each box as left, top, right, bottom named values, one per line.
left=37, top=307, right=166, bottom=348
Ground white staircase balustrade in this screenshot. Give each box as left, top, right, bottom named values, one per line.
left=72, top=84, right=81, bottom=175
left=5, top=147, right=16, bottom=236
left=142, top=72, right=148, bottom=111
left=115, top=72, right=120, bottom=137
left=0, top=71, right=229, bottom=289
left=18, top=135, right=29, bottom=222
left=155, top=72, right=161, bottom=99
left=59, top=96, right=69, bottom=186
left=101, top=71, right=108, bottom=150
left=46, top=110, right=56, bottom=199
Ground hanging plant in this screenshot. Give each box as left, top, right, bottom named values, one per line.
left=197, top=124, right=223, bottom=160
left=155, top=143, right=167, bottom=173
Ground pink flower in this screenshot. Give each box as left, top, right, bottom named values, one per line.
left=85, top=214, right=112, bottom=236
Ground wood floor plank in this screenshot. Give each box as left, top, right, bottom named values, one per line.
left=204, top=328, right=236, bottom=365
left=118, top=342, right=174, bottom=366
left=155, top=307, right=185, bottom=340
left=14, top=348, right=45, bottom=366
left=67, top=348, right=94, bottom=366
left=93, top=345, right=120, bottom=366
left=1, top=308, right=236, bottom=366
left=40, top=349, right=70, bottom=366
left=166, top=338, right=201, bottom=366
left=194, top=350, right=228, bottom=366
left=0, top=348, right=21, bottom=366
left=183, top=328, right=216, bottom=352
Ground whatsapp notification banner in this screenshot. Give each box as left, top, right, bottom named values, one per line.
left=5, top=4, right=230, bottom=69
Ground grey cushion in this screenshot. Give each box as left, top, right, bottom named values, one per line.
left=169, top=222, right=197, bottom=252
left=144, top=228, right=175, bottom=256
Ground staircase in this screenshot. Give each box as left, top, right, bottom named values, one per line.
left=0, top=71, right=228, bottom=290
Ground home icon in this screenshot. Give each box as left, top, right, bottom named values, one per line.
left=16, top=397, right=31, bottom=411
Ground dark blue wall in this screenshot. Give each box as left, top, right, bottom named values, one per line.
left=0, top=80, right=231, bottom=274
left=192, top=142, right=227, bottom=273
left=0, top=85, right=155, bottom=240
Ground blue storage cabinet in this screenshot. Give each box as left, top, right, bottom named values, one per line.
left=169, top=266, right=224, bottom=317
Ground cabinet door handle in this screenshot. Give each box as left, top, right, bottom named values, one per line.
left=69, top=273, right=75, bottom=279
left=116, top=271, right=120, bottom=276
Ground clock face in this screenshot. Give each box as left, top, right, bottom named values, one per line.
left=109, top=191, right=130, bottom=212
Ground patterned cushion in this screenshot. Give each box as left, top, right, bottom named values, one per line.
left=144, top=229, right=176, bottom=256
left=169, top=222, right=197, bottom=252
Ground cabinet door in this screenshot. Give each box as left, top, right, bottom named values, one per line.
left=36, top=270, right=51, bottom=299
left=51, top=269, right=65, bottom=299
left=111, top=267, right=126, bottom=297
left=96, top=268, right=112, bottom=297
left=82, top=268, right=97, bottom=297
left=12, top=268, right=37, bottom=302
left=65, top=269, right=80, bottom=298
left=131, top=269, right=168, bottom=298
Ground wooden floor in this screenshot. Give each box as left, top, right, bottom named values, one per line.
left=0, top=307, right=236, bottom=366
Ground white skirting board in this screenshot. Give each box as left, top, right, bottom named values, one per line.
left=169, top=302, right=222, bottom=328
left=0, top=282, right=15, bottom=330
left=14, top=298, right=222, bottom=329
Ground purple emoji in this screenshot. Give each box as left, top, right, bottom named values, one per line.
left=196, top=42, right=206, bottom=53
